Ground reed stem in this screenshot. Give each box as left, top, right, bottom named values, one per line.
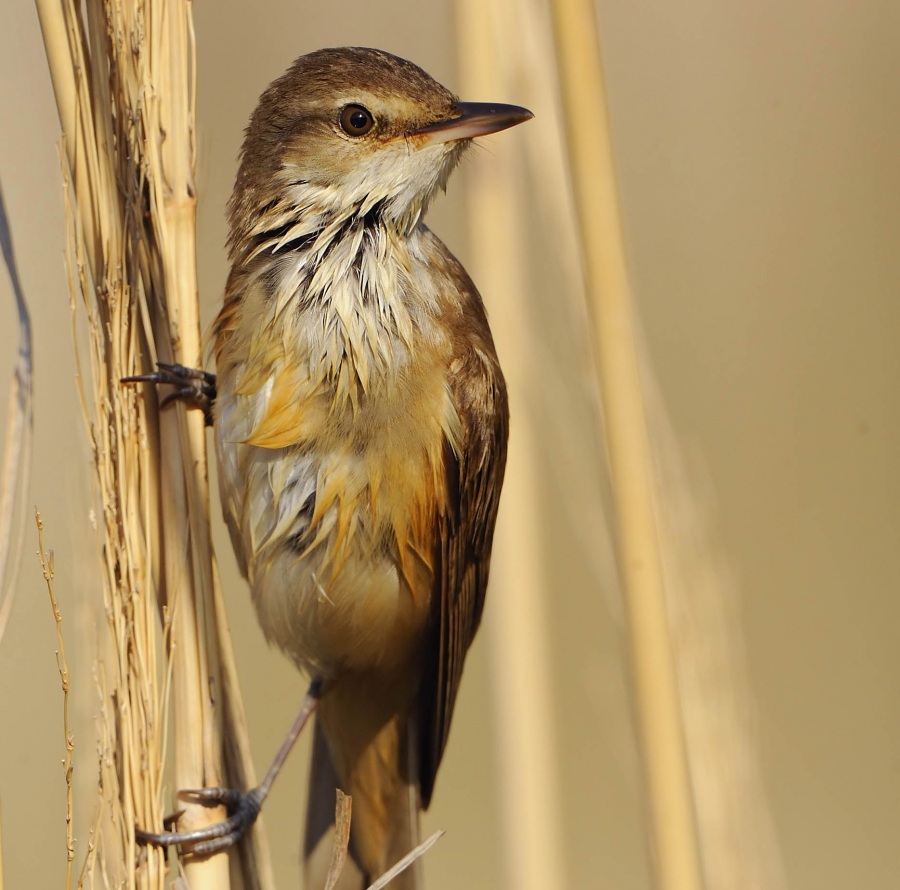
left=550, top=1, right=703, bottom=887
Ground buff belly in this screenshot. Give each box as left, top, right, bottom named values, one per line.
left=214, top=377, right=440, bottom=679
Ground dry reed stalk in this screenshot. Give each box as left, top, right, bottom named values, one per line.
left=488, top=1, right=787, bottom=885
left=549, top=1, right=703, bottom=888
left=35, top=1, right=269, bottom=887
left=454, top=2, right=567, bottom=888
left=0, top=183, right=34, bottom=647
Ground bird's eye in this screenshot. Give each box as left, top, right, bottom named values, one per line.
left=339, top=105, right=375, bottom=137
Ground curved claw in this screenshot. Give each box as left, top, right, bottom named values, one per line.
left=136, top=681, right=322, bottom=858
left=122, top=362, right=217, bottom=427
left=135, top=786, right=263, bottom=857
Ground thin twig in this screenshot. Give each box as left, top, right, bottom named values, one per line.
left=36, top=511, right=75, bottom=890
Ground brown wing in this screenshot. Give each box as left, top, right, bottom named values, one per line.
left=419, top=328, right=508, bottom=807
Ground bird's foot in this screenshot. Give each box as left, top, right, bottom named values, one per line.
left=122, top=362, right=217, bottom=426
left=136, top=786, right=262, bottom=856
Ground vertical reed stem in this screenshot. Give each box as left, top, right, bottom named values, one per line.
left=455, top=2, right=567, bottom=888
left=550, top=1, right=703, bottom=887
left=34, top=1, right=270, bottom=886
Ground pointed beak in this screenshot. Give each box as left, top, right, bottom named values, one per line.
left=414, top=102, right=533, bottom=146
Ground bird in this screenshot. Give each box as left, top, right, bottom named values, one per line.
left=135, top=46, right=531, bottom=888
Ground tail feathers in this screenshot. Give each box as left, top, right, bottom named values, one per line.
left=304, top=716, right=423, bottom=889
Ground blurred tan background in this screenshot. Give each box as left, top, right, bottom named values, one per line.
left=2, top=1, right=899, bottom=888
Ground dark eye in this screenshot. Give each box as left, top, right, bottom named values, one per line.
left=339, top=105, right=375, bottom=137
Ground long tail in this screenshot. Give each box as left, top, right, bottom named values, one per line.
left=304, top=707, right=422, bottom=889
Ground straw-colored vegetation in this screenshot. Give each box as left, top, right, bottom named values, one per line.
left=35, top=0, right=266, bottom=886
left=550, top=2, right=783, bottom=887
left=457, top=0, right=783, bottom=888
left=550, top=2, right=703, bottom=887
left=453, top=1, right=567, bottom=887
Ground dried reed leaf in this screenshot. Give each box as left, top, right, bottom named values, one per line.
left=365, top=830, right=444, bottom=890
left=323, top=790, right=353, bottom=890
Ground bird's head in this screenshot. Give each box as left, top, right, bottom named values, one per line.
left=230, top=47, right=532, bottom=244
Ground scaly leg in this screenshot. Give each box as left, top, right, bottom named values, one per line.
left=136, top=677, right=323, bottom=856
